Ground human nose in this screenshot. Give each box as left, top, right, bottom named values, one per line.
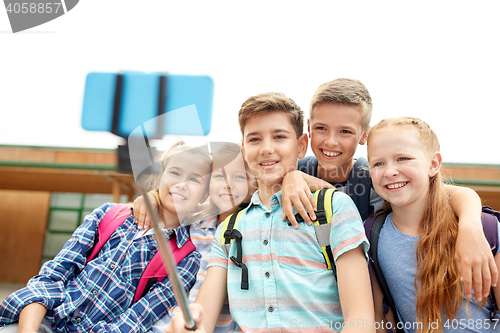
left=324, top=132, right=338, bottom=146
left=173, top=179, right=187, bottom=190
left=222, top=179, right=233, bottom=190
left=259, top=138, right=275, bottom=155
left=384, top=162, right=399, bottom=178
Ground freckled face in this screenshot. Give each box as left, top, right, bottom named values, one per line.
left=368, top=127, right=439, bottom=210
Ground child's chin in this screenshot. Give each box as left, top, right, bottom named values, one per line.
left=218, top=202, right=235, bottom=213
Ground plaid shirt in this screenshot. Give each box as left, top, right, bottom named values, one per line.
left=0, top=203, right=200, bottom=333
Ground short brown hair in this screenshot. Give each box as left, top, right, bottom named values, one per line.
left=238, top=92, right=304, bottom=138
left=310, top=78, right=372, bottom=131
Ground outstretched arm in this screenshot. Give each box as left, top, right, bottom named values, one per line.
left=444, top=184, right=498, bottom=301
left=336, top=245, right=375, bottom=333
left=282, top=170, right=335, bottom=228
left=166, top=266, right=227, bottom=333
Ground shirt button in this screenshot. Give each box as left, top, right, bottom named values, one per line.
left=268, top=306, right=274, bottom=312
left=76, top=318, right=82, bottom=323
left=110, top=264, right=116, bottom=269
left=93, top=290, right=98, bottom=295
left=265, top=272, right=270, bottom=278
left=265, top=213, right=270, bottom=218
left=263, top=239, right=268, bottom=245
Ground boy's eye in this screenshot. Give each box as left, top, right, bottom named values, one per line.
left=274, top=135, right=286, bottom=140
left=212, top=173, right=224, bottom=179
left=315, top=126, right=326, bottom=131
left=169, top=171, right=180, bottom=176
left=397, top=157, right=410, bottom=162
left=340, top=129, right=352, bottom=134
left=371, top=162, right=383, bottom=168
left=235, top=175, right=247, bottom=180
left=191, top=177, right=201, bottom=184
left=248, top=137, right=260, bottom=143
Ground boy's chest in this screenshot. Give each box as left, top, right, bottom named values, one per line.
left=230, top=209, right=328, bottom=271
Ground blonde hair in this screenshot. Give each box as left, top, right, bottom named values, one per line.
left=368, top=117, right=471, bottom=333
left=310, top=78, right=372, bottom=131
left=146, top=140, right=212, bottom=222
left=238, top=92, right=304, bottom=138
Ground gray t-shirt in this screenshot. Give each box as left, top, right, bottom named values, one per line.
left=379, top=213, right=500, bottom=332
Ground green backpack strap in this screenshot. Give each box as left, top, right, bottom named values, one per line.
left=312, top=188, right=338, bottom=279
left=220, top=208, right=248, bottom=290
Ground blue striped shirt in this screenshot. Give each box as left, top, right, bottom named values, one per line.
left=208, top=190, right=369, bottom=332
left=0, top=203, right=200, bottom=333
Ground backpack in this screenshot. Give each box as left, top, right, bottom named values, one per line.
left=85, top=204, right=196, bottom=303
left=364, top=206, right=500, bottom=332
left=220, top=188, right=338, bottom=290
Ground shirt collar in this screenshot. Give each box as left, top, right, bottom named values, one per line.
left=199, top=216, right=217, bottom=230
left=168, top=225, right=190, bottom=249
left=248, top=190, right=283, bottom=210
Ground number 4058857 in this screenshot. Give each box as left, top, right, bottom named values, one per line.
left=6, top=3, right=62, bottom=14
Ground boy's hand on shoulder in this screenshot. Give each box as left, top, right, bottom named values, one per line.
left=132, top=193, right=157, bottom=230
left=455, top=220, right=498, bottom=302
left=282, top=171, right=316, bottom=229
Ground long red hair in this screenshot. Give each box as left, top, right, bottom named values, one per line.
left=368, top=117, right=465, bottom=333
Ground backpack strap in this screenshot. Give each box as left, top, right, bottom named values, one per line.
left=86, top=204, right=131, bottom=263
left=311, top=188, right=337, bottom=278
left=481, top=207, right=500, bottom=320
left=364, top=212, right=404, bottom=333
left=220, top=208, right=248, bottom=290
left=298, top=156, right=319, bottom=178
left=291, top=188, right=338, bottom=277
left=350, top=158, right=373, bottom=221
left=134, top=236, right=196, bottom=303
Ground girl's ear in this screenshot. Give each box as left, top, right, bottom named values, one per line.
left=359, top=126, right=370, bottom=145
left=429, top=152, right=442, bottom=177
left=297, top=133, right=308, bottom=159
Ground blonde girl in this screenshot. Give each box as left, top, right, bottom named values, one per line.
left=0, top=140, right=212, bottom=333
left=367, top=117, right=500, bottom=333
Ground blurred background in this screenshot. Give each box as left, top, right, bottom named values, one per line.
left=1, top=1, right=499, bottom=296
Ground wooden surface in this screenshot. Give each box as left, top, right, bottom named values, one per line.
left=0, top=166, right=135, bottom=201
left=0, top=190, right=50, bottom=283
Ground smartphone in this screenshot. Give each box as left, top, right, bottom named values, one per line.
left=81, top=72, right=214, bottom=137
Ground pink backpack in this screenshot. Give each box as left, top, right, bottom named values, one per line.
left=86, top=204, right=196, bottom=303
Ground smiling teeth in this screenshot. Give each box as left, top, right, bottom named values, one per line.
left=386, top=182, right=407, bottom=189
left=322, top=150, right=340, bottom=157
left=171, top=193, right=186, bottom=200
left=261, top=162, right=277, bottom=166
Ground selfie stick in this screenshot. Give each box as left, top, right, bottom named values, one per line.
left=136, top=185, right=197, bottom=331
